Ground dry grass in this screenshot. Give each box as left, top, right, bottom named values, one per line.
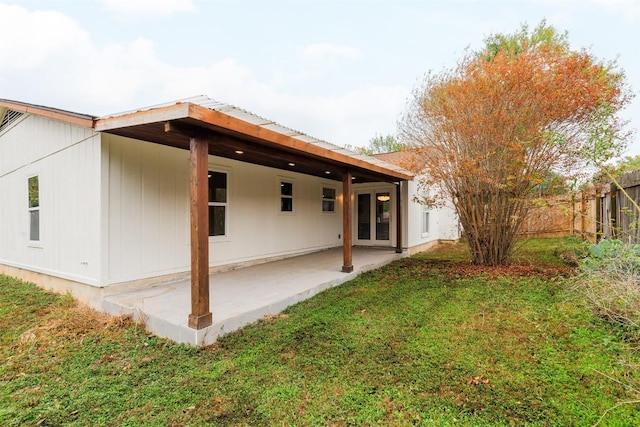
left=577, top=239, right=640, bottom=332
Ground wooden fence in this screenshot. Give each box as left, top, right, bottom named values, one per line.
left=519, top=192, right=598, bottom=242
left=520, top=170, right=640, bottom=242
left=599, top=171, right=640, bottom=243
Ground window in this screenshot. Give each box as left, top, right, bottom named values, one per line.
left=208, top=171, right=227, bottom=236
left=28, top=175, right=40, bottom=241
left=421, top=204, right=430, bottom=235
left=280, top=181, right=293, bottom=212
left=322, top=187, right=336, bottom=212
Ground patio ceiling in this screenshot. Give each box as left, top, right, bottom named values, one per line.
left=94, top=96, right=413, bottom=184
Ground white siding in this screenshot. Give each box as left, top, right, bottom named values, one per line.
left=0, top=114, right=102, bottom=285
left=0, top=114, right=459, bottom=290
left=405, top=179, right=460, bottom=248
left=103, top=135, right=344, bottom=285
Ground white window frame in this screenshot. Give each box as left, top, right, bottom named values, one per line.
left=208, top=168, right=230, bottom=240
left=321, top=186, right=337, bottom=213
left=279, top=178, right=294, bottom=214
left=421, top=203, right=430, bottom=237
left=27, top=174, right=42, bottom=246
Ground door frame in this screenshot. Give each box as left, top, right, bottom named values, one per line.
left=353, top=184, right=396, bottom=247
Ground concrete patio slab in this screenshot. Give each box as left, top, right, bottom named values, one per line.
left=102, top=247, right=404, bottom=346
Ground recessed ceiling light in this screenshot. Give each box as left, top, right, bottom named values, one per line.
left=288, top=162, right=295, bottom=167
left=325, top=171, right=331, bottom=174
left=235, top=150, right=244, bottom=154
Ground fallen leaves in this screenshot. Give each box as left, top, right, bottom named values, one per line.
left=467, top=375, right=491, bottom=387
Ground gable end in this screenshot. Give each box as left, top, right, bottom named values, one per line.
left=0, top=109, right=25, bottom=134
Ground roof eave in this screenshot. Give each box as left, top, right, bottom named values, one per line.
left=187, top=103, right=413, bottom=181
left=0, top=99, right=95, bottom=128
left=34, top=99, right=412, bottom=182
left=94, top=102, right=191, bottom=132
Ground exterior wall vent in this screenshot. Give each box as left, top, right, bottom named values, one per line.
left=0, top=109, right=25, bottom=133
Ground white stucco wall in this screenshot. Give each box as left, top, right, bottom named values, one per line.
left=102, top=135, right=345, bottom=286
left=0, top=114, right=102, bottom=285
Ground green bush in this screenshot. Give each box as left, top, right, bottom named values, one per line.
left=577, top=239, right=640, bottom=334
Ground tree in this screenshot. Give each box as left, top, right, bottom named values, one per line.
left=591, top=155, right=640, bottom=185
left=361, top=134, right=404, bottom=155
left=400, top=21, right=632, bottom=265
left=345, top=134, right=404, bottom=155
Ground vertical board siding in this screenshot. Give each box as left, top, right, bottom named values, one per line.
left=405, top=179, right=460, bottom=247
left=0, top=115, right=101, bottom=285
left=104, top=134, right=190, bottom=284
left=104, top=135, right=348, bottom=285
left=2, top=116, right=459, bottom=289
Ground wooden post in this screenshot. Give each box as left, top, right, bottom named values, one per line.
left=580, top=192, right=586, bottom=239
left=611, top=190, right=617, bottom=238
left=188, top=135, right=213, bottom=329
left=396, top=182, right=402, bottom=253
left=342, top=171, right=353, bottom=273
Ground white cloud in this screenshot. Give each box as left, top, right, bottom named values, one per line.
left=0, top=3, right=91, bottom=70
left=299, top=43, right=363, bottom=61
left=0, top=3, right=403, bottom=147
left=101, top=0, right=195, bottom=17
left=243, top=84, right=408, bottom=146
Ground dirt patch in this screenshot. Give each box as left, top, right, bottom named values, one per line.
left=398, top=257, right=574, bottom=280
left=445, top=263, right=574, bottom=279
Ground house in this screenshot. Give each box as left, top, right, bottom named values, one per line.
left=0, top=96, right=460, bottom=344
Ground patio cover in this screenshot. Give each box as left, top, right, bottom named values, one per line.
left=1, top=96, right=413, bottom=330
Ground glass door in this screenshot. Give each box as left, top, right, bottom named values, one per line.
left=355, top=191, right=392, bottom=245
left=357, top=193, right=371, bottom=240
left=375, top=192, right=390, bottom=241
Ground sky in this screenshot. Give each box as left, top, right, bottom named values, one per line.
left=1, top=0, right=639, bottom=154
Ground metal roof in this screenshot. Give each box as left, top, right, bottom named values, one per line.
left=101, top=95, right=412, bottom=179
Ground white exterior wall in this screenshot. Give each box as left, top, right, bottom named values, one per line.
left=405, top=179, right=460, bottom=249
left=1, top=119, right=458, bottom=290
left=102, top=135, right=344, bottom=286
left=0, top=114, right=102, bottom=285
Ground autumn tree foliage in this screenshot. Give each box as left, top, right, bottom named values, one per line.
left=400, top=22, right=632, bottom=265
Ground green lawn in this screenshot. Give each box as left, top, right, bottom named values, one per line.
left=1, top=238, right=638, bottom=426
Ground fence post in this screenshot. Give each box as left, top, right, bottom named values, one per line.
left=581, top=192, right=586, bottom=239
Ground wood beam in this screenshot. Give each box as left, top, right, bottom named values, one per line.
left=396, top=182, right=403, bottom=254
left=105, top=117, right=411, bottom=183
left=188, top=135, right=213, bottom=329
left=342, top=171, right=354, bottom=273
left=188, top=103, right=413, bottom=181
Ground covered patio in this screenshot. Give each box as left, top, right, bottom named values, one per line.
left=94, top=96, right=413, bottom=341
left=102, top=247, right=403, bottom=346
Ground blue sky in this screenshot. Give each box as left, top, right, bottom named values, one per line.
left=1, top=0, right=638, bottom=154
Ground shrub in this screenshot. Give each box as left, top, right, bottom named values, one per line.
left=577, top=239, right=640, bottom=334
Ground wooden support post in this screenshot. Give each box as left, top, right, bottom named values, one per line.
left=188, top=135, right=213, bottom=329
left=396, top=182, right=403, bottom=254
left=342, top=171, right=353, bottom=273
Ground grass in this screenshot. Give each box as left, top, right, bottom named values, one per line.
left=1, top=237, right=639, bottom=426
